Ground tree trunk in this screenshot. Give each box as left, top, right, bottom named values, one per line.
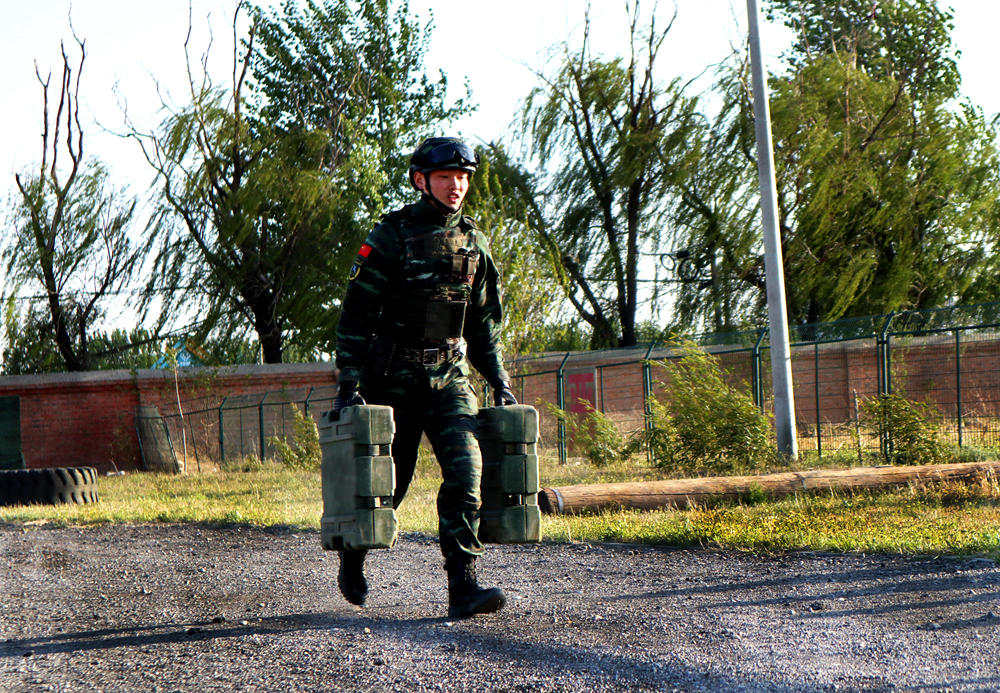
left=45, top=286, right=83, bottom=372
left=539, top=461, right=1000, bottom=514
left=252, top=303, right=283, bottom=364
left=260, top=332, right=282, bottom=364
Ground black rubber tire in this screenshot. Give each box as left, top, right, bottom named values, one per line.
left=0, top=467, right=100, bottom=507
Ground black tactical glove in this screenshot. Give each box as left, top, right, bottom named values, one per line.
left=334, top=379, right=365, bottom=412
left=492, top=380, right=517, bottom=407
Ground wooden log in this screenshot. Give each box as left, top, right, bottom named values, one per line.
left=539, top=460, right=1000, bottom=515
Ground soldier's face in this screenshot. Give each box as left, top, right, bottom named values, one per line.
left=416, top=169, right=470, bottom=211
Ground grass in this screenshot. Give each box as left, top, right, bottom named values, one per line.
left=535, top=450, right=1000, bottom=557
left=0, top=467, right=322, bottom=528
left=543, top=485, right=1000, bottom=557
left=2, top=451, right=999, bottom=558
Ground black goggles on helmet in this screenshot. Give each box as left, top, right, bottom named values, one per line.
left=421, top=141, right=479, bottom=169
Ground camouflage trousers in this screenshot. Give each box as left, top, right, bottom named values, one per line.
left=360, top=358, right=484, bottom=561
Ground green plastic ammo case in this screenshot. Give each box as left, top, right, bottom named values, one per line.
left=318, top=404, right=398, bottom=551
left=476, top=404, right=542, bottom=544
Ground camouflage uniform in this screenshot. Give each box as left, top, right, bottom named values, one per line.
left=335, top=197, right=509, bottom=560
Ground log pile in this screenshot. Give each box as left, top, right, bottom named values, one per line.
left=538, top=460, right=1000, bottom=515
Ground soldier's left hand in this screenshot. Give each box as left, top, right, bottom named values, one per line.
left=334, top=380, right=365, bottom=412
left=493, top=381, right=517, bottom=407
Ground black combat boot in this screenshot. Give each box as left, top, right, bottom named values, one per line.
left=338, top=549, right=369, bottom=606
left=445, top=557, right=506, bottom=618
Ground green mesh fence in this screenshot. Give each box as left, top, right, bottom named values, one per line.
left=142, top=385, right=338, bottom=470
left=507, top=301, right=1000, bottom=462
left=145, top=302, right=1000, bottom=469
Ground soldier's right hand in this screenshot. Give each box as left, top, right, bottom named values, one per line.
left=334, top=380, right=365, bottom=412
left=492, top=381, right=517, bottom=407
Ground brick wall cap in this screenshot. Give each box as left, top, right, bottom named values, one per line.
left=133, top=362, right=337, bottom=382
left=0, top=369, right=137, bottom=389
left=0, top=362, right=337, bottom=392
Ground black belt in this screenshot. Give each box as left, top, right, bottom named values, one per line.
left=398, top=345, right=462, bottom=365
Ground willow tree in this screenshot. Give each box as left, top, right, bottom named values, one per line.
left=134, top=0, right=467, bottom=362
left=771, top=54, right=998, bottom=323
left=520, top=4, right=702, bottom=348
left=668, top=62, right=763, bottom=333
left=246, top=0, right=471, bottom=220
left=3, top=38, right=148, bottom=373
left=674, top=0, right=1000, bottom=330
left=463, top=144, right=565, bottom=357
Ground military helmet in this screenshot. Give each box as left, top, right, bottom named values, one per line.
left=408, top=137, right=480, bottom=189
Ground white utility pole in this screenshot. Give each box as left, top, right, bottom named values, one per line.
left=746, top=0, right=798, bottom=459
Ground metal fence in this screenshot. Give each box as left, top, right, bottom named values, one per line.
left=507, top=302, right=1000, bottom=463
left=135, top=302, right=1000, bottom=470
left=136, top=385, right=338, bottom=471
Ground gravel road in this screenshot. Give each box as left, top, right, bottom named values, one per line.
left=1, top=523, right=998, bottom=692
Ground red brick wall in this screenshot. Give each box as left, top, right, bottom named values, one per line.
left=0, top=364, right=337, bottom=472
left=5, top=336, right=996, bottom=469
left=509, top=336, right=1000, bottom=439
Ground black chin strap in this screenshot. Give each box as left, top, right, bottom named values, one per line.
left=421, top=191, right=460, bottom=216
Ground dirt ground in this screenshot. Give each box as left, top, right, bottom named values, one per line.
left=1, top=523, right=999, bottom=692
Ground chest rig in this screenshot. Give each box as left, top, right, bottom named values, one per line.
left=394, top=220, right=480, bottom=342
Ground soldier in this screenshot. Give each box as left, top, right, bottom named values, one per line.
left=332, top=137, right=518, bottom=618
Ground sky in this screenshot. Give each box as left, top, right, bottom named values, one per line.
left=3, top=1, right=997, bottom=190
left=0, top=0, right=997, bottom=336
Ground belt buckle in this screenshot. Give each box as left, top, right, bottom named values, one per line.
left=422, top=348, right=439, bottom=365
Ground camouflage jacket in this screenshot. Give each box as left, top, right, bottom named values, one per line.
left=335, top=198, right=510, bottom=388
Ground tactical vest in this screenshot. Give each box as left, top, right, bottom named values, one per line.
left=385, top=214, right=480, bottom=342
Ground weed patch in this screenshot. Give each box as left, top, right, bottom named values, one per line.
left=269, top=407, right=321, bottom=471
left=860, top=394, right=946, bottom=465
left=3, top=459, right=998, bottom=558
left=641, top=345, right=775, bottom=475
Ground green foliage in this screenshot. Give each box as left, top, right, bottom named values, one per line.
left=674, top=0, right=1000, bottom=331
left=527, top=321, right=592, bottom=354
left=464, top=145, right=566, bottom=357
left=634, top=322, right=679, bottom=345
left=542, top=401, right=632, bottom=467
left=1, top=303, right=66, bottom=375
left=668, top=63, right=765, bottom=333
left=744, top=483, right=768, bottom=506
left=520, top=5, right=702, bottom=347
left=193, top=330, right=261, bottom=366
left=268, top=407, right=321, bottom=471
left=2, top=38, right=152, bottom=373
left=247, top=0, right=469, bottom=212
left=641, top=346, right=774, bottom=475
left=139, top=85, right=353, bottom=363
left=766, top=0, right=961, bottom=97
left=859, top=394, right=945, bottom=466
left=219, top=453, right=269, bottom=474
left=3, top=159, right=149, bottom=372
left=765, top=0, right=993, bottom=320
left=577, top=405, right=632, bottom=468
left=540, top=346, right=775, bottom=474
left=949, top=445, right=1000, bottom=465
left=89, top=329, right=163, bottom=371
left=772, top=57, right=999, bottom=323
left=137, top=1, right=468, bottom=363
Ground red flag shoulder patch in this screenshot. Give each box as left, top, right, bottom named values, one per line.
left=358, top=243, right=373, bottom=258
